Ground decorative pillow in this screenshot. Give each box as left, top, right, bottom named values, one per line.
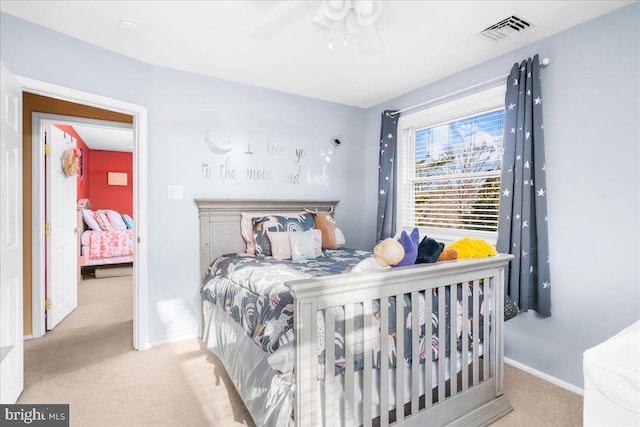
left=82, top=208, right=102, bottom=231
left=241, top=211, right=304, bottom=255
left=94, top=210, right=113, bottom=231
left=268, top=230, right=323, bottom=261
left=290, top=232, right=317, bottom=262
left=313, top=211, right=344, bottom=249
left=122, top=214, right=134, bottom=229
left=415, top=236, right=444, bottom=264
left=394, top=227, right=419, bottom=266
left=106, top=209, right=127, bottom=230
left=253, top=213, right=315, bottom=256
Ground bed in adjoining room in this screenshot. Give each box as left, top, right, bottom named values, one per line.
left=196, top=199, right=513, bottom=427
left=76, top=199, right=134, bottom=279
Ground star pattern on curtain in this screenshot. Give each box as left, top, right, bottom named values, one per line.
left=376, top=110, right=399, bottom=241
left=497, top=54, right=551, bottom=317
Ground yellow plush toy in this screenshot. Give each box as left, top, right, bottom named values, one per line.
left=445, top=237, right=497, bottom=259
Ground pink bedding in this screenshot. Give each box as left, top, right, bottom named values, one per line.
left=81, top=229, right=134, bottom=259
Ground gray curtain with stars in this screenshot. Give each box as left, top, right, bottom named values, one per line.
left=497, top=54, right=551, bottom=317
left=376, top=110, right=399, bottom=241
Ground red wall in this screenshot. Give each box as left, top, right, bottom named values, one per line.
left=51, top=124, right=132, bottom=216
left=89, top=150, right=133, bottom=216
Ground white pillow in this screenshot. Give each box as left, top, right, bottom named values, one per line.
left=82, top=209, right=101, bottom=231
left=268, top=230, right=322, bottom=261
left=107, top=210, right=127, bottom=230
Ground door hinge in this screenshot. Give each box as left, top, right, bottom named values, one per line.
left=44, top=144, right=51, bottom=155
left=45, top=299, right=51, bottom=310
left=45, top=224, right=51, bottom=235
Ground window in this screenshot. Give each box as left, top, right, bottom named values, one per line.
left=397, top=85, right=506, bottom=243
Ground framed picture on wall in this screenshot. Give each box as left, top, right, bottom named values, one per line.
left=108, top=172, right=127, bottom=186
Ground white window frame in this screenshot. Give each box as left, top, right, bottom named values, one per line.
left=396, top=84, right=506, bottom=244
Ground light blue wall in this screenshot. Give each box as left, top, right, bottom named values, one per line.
left=1, top=12, right=369, bottom=345
left=3, top=3, right=638, bottom=388
left=364, top=3, right=640, bottom=388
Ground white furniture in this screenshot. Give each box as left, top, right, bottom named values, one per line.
left=197, top=199, right=514, bottom=427
left=583, top=320, right=640, bottom=426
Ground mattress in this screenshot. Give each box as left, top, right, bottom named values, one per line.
left=81, top=245, right=133, bottom=265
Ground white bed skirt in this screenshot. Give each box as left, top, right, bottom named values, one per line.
left=202, top=300, right=483, bottom=427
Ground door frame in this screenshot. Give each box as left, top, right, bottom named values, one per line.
left=32, top=113, right=134, bottom=334
left=18, top=75, right=149, bottom=350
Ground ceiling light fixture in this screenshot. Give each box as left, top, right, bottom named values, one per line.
left=313, top=0, right=383, bottom=50
left=118, top=19, right=143, bottom=34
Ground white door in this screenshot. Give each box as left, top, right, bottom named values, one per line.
left=0, top=61, right=24, bottom=404
left=45, top=124, right=78, bottom=330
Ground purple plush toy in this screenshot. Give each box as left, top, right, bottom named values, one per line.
left=393, top=227, right=419, bottom=266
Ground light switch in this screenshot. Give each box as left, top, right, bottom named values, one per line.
left=168, top=185, right=183, bottom=199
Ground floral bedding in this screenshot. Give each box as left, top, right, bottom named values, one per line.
left=200, top=249, right=487, bottom=374
left=86, top=229, right=134, bottom=259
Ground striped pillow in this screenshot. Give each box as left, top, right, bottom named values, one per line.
left=94, top=210, right=113, bottom=231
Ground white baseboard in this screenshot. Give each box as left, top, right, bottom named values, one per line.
left=23, top=335, right=33, bottom=341
left=505, top=357, right=584, bottom=396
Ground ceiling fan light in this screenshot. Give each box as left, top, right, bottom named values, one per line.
left=354, top=0, right=382, bottom=26
left=312, top=8, right=332, bottom=29
left=321, top=0, right=350, bottom=21
left=344, top=10, right=362, bottom=35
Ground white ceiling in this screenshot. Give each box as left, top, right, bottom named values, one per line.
left=72, top=124, right=133, bottom=152
left=1, top=0, right=632, bottom=108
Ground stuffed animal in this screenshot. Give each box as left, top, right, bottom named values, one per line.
left=445, top=237, right=497, bottom=259
left=62, top=147, right=81, bottom=177
left=308, top=209, right=344, bottom=250
left=393, top=227, right=419, bottom=266
left=416, top=236, right=457, bottom=263
left=352, top=238, right=405, bottom=272
left=437, top=248, right=458, bottom=261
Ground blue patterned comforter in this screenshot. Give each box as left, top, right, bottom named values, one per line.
left=200, top=249, right=486, bottom=374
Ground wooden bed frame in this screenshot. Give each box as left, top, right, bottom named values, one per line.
left=196, top=199, right=513, bottom=427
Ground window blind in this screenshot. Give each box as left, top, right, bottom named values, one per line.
left=401, top=108, right=504, bottom=234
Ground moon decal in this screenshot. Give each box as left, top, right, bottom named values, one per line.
left=205, top=129, right=233, bottom=154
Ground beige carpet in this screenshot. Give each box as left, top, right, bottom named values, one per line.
left=19, top=275, right=582, bottom=426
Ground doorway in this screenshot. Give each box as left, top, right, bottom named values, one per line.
left=18, top=79, right=149, bottom=350
left=34, top=114, right=134, bottom=332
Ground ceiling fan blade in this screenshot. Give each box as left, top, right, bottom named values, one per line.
left=250, top=1, right=317, bottom=41
left=354, top=24, right=384, bottom=57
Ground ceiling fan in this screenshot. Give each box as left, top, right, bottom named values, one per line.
left=250, top=0, right=385, bottom=57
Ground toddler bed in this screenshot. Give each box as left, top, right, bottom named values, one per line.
left=76, top=199, right=133, bottom=279
left=197, top=199, right=513, bottom=427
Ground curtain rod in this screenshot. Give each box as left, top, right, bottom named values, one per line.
left=390, top=57, right=550, bottom=117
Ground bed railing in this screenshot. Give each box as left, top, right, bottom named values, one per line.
left=288, top=254, right=513, bottom=427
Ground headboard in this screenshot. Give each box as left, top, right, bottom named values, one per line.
left=195, top=199, right=339, bottom=280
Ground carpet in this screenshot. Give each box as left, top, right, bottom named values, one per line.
left=19, top=274, right=582, bottom=426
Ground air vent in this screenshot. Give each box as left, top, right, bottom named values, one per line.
left=481, top=16, right=531, bottom=41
